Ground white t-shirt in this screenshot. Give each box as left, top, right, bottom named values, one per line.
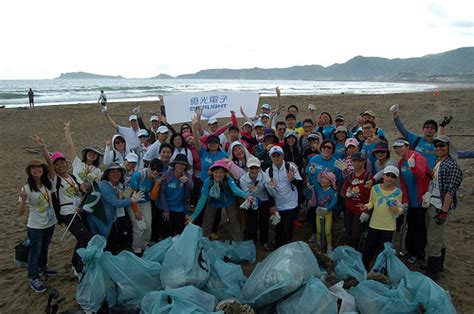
left=72, top=156, right=102, bottom=184
left=117, top=126, right=140, bottom=149
left=143, top=140, right=161, bottom=162
left=22, top=184, right=57, bottom=229
left=265, top=163, right=302, bottom=211
left=53, top=175, right=82, bottom=216
left=429, top=161, right=442, bottom=209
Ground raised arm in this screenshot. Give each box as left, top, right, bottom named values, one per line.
left=32, top=134, right=55, bottom=179
left=160, top=114, right=178, bottom=136
left=64, top=121, right=77, bottom=160
left=105, top=112, right=119, bottom=130
left=275, top=87, right=282, bottom=115
left=192, top=114, right=202, bottom=151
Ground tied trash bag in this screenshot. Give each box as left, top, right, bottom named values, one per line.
left=203, top=239, right=256, bottom=264
left=350, top=280, right=420, bottom=313
left=102, top=250, right=162, bottom=306
left=141, top=285, right=219, bottom=314
left=399, top=271, right=456, bottom=314
left=14, top=238, right=29, bottom=267
left=161, top=224, right=211, bottom=289
left=76, top=235, right=117, bottom=312
left=204, top=259, right=247, bottom=301
left=331, top=246, right=367, bottom=284
left=241, top=241, right=322, bottom=308
left=370, top=242, right=409, bottom=285
left=276, top=276, right=337, bottom=314
left=143, top=236, right=174, bottom=264
left=329, top=281, right=358, bottom=313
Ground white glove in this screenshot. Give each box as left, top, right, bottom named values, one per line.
left=270, top=211, right=281, bottom=225
left=360, top=212, right=370, bottom=223
left=132, top=106, right=141, bottom=114
left=345, top=190, right=354, bottom=198
left=308, top=104, right=316, bottom=112
left=389, top=104, right=399, bottom=114
left=422, top=192, right=431, bottom=208
left=407, top=155, right=416, bottom=168
left=335, top=159, right=348, bottom=171
left=316, top=207, right=327, bottom=215
left=131, top=191, right=145, bottom=203
left=136, top=219, right=147, bottom=232
left=240, top=199, right=251, bottom=210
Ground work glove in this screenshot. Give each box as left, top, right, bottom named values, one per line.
left=434, top=209, right=448, bottom=225
left=240, top=199, right=251, bottom=210
left=132, top=106, right=141, bottom=114
left=270, top=211, right=281, bottom=225
left=136, top=219, right=147, bottom=232
left=389, top=104, right=400, bottom=114
left=360, top=212, right=370, bottom=223
left=131, top=191, right=145, bottom=203
left=335, top=159, right=348, bottom=171
left=308, top=104, right=316, bottom=112
left=439, top=115, right=453, bottom=127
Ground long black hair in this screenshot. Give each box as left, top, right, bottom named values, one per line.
left=27, top=164, right=52, bottom=191
left=82, top=149, right=102, bottom=168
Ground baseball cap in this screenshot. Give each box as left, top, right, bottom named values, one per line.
left=351, top=152, right=366, bottom=161
left=284, top=130, right=298, bottom=138
left=149, top=115, right=159, bottom=122
left=137, top=129, right=149, bottom=137
left=362, top=110, right=375, bottom=117
left=392, top=138, right=409, bottom=147
left=334, top=114, right=345, bottom=121
left=128, top=114, right=138, bottom=121
left=157, top=126, right=169, bottom=134
left=254, top=120, right=264, bottom=128
left=125, top=152, right=139, bottom=163
left=208, top=118, right=218, bottom=125
left=308, top=133, right=322, bottom=141
left=335, top=126, right=348, bottom=133
left=243, top=121, right=253, bottom=129
left=261, top=113, right=270, bottom=119
left=247, top=156, right=261, bottom=168
left=262, top=103, right=272, bottom=110
left=384, top=165, right=400, bottom=177
left=269, top=146, right=284, bottom=156
left=50, top=152, right=66, bottom=163
left=345, top=138, right=359, bottom=148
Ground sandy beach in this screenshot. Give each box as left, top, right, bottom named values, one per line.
left=1, top=88, right=473, bottom=312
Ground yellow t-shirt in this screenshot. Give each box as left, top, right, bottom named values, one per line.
left=366, top=185, right=403, bottom=231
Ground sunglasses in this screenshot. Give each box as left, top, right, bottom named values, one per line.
left=271, top=153, right=283, bottom=157
left=434, top=143, right=447, bottom=148
left=362, top=126, right=373, bottom=130
left=114, top=140, right=125, bottom=144
left=278, top=128, right=286, bottom=131
left=385, top=173, right=397, bottom=179
left=375, top=150, right=387, bottom=154
left=322, top=146, right=333, bottom=150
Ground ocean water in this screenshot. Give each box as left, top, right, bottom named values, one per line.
left=0, top=79, right=438, bottom=107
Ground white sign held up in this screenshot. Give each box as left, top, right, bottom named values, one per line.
left=163, top=92, right=260, bottom=124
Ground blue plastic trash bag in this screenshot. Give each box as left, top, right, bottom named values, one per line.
left=241, top=241, right=322, bottom=308
left=102, top=250, right=162, bottom=306
left=331, top=246, right=367, bottom=284
left=350, top=280, right=420, bottom=313
left=276, top=276, right=337, bottom=314
left=399, top=272, right=456, bottom=314
left=143, top=237, right=174, bottom=264
left=76, top=235, right=117, bottom=312
left=370, top=242, right=410, bottom=285
left=204, top=239, right=256, bottom=263
left=141, top=285, right=220, bottom=313
left=161, top=224, right=211, bottom=289
left=329, top=281, right=358, bottom=313
left=204, top=259, right=247, bottom=301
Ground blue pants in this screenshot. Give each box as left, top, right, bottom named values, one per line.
left=27, top=226, right=55, bottom=280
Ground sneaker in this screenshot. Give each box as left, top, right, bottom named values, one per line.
left=407, top=256, right=419, bottom=264
left=30, top=278, right=47, bottom=293
left=210, top=233, right=219, bottom=240
left=308, top=233, right=316, bottom=243
left=40, top=266, right=58, bottom=277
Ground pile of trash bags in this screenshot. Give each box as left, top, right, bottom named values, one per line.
left=76, top=225, right=456, bottom=313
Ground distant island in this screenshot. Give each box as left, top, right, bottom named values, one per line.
left=55, top=72, right=124, bottom=79
left=56, top=47, right=474, bottom=82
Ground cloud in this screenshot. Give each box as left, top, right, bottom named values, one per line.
left=451, top=20, right=474, bottom=28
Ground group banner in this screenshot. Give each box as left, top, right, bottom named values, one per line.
left=163, top=92, right=260, bottom=124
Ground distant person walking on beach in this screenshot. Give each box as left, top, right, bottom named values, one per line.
left=28, top=88, right=34, bottom=109
left=98, top=90, right=107, bottom=112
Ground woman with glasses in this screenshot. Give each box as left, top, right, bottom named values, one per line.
left=104, top=134, right=129, bottom=166
left=372, top=141, right=397, bottom=184
left=170, top=133, right=193, bottom=174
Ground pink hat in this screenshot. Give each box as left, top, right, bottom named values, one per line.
left=51, top=152, right=66, bottom=163
left=318, top=171, right=337, bottom=189
left=182, top=132, right=193, bottom=140
left=209, top=159, right=230, bottom=172
left=345, top=138, right=359, bottom=148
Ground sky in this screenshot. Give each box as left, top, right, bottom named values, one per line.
left=0, top=0, right=473, bottom=79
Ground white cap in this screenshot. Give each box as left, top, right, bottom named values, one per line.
left=269, top=146, right=284, bottom=156
left=128, top=114, right=138, bottom=121
left=243, top=121, right=253, bottom=129
left=254, top=120, right=264, bottom=128
left=208, top=118, right=218, bottom=125
left=137, top=129, right=149, bottom=137
left=261, top=113, right=270, bottom=119
left=262, top=103, right=272, bottom=110
left=392, top=138, right=409, bottom=147
left=150, top=115, right=159, bottom=122
left=384, top=165, right=400, bottom=177
left=247, top=156, right=261, bottom=168
left=125, top=152, right=139, bottom=163
left=157, top=126, right=169, bottom=134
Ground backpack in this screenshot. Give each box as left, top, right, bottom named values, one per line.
left=349, top=171, right=372, bottom=188
left=410, top=136, right=422, bottom=151
left=52, top=174, right=80, bottom=225
left=268, top=162, right=295, bottom=191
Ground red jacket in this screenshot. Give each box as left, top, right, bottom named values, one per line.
left=398, top=150, right=431, bottom=206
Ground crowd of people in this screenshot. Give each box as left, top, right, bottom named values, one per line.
left=18, top=88, right=464, bottom=294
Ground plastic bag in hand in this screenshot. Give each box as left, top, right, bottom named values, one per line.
left=132, top=106, right=141, bottom=114
left=270, top=211, right=281, bottom=225
left=240, top=199, right=251, bottom=210
left=136, top=219, right=147, bottom=232
left=209, top=183, right=221, bottom=199
left=389, top=104, right=400, bottom=113
left=308, top=104, right=316, bottom=112
left=360, top=212, right=370, bottom=223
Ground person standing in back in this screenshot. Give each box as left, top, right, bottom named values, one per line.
left=98, top=90, right=107, bottom=112
left=28, top=88, right=34, bottom=109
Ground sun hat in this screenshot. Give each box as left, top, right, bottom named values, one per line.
left=362, top=110, right=376, bottom=118
left=392, top=138, right=410, bottom=147
left=335, top=126, right=348, bottom=133
left=209, top=159, right=231, bottom=172
left=269, top=146, right=284, bottom=156
left=50, top=152, right=66, bottom=163
left=170, top=153, right=190, bottom=168
left=125, top=152, right=139, bottom=163
left=433, top=135, right=457, bottom=160
left=384, top=165, right=400, bottom=177
left=25, top=159, right=47, bottom=174
left=182, top=132, right=193, bottom=140
left=247, top=156, right=261, bottom=168
left=157, top=126, right=169, bottom=134
left=208, top=118, right=218, bottom=125
left=149, top=115, right=160, bottom=122
left=81, top=145, right=104, bottom=156
left=128, top=114, right=138, bottom=121
left=345, top=138, right=359, bottom=148
left=318, top=171, right=336, bottom=189
left=137, top=129, right=149, bottom=137
left=101, top=162, right=125, bottom=181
